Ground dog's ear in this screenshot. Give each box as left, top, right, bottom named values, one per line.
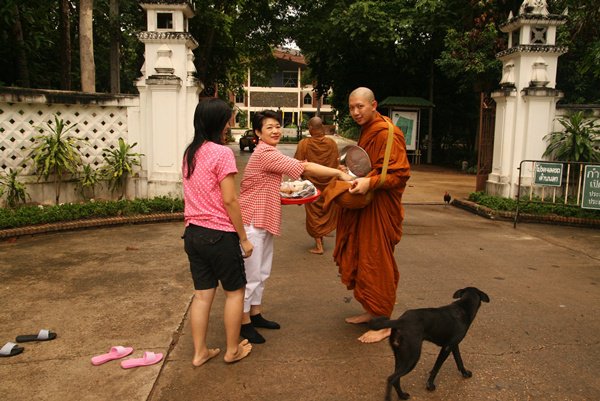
left=478, top=289, right=490, bottom=303
left=453, top=289, right=464, bottom=299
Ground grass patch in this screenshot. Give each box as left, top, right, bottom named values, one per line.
left=0, top=197, right=183, bottom=230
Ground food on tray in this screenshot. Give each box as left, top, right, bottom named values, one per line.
left=280, top=180, right=317, bottom=198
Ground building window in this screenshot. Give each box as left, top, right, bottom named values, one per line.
left=235, top=92, right=245, bottom=104
left=322, top=93, right=330, bottom=105
left=511, top=30, right=520, bottom=47
left=530, top=26, right=547, bottom=45
left=157, top=12, right=173, bottom=30
left=282, top=71, right=298, bottom=88
left=303, top=93, right=312, bottom=105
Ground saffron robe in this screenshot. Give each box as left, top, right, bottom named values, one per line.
left=294, top=134, right=341, bottom=238
left=332, top=112, right=410, bottom=317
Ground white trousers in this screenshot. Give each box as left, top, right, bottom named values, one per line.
left=243, top=224, right=274, bottom=313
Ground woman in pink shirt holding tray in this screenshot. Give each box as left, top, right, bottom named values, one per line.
left=238, top=110, right=352, bottom=344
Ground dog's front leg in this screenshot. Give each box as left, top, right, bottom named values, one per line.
left=426, top=346, right=452, bottom=391
left=451, top=345, right=472, bottom=378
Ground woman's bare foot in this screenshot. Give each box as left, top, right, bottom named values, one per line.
left=358, top=328, right=391, bottom=343
left=224, top=339, right=252, bottom=363
left=192, top=348, right=221, bottom=367
left=345, top=312, right=373, bottom=324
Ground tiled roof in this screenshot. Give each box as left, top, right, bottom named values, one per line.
left=273, top=48, right=306, bottom=66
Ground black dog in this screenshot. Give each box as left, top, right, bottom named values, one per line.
left=369, top=287, right=490, bottom=400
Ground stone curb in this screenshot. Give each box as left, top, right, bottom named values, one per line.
left=0, top=212, right=184, bottom=239
left=452, top=199, right=600, bottom=228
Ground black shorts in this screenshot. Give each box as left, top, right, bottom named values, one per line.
left=183, top=224, right=247, bottom=291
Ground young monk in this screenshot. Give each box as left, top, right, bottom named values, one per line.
left=238, top=110, right=353, bottom=344
left=182, top=98, right=253, bottom=365
left=326, top=87, right=411, bottom=343
left=294, top=116, right=341, bottom=254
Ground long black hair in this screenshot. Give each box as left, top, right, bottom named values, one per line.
left=183, top=98, right=232, bottom=178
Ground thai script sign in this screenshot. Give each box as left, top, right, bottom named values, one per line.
left=534, top=162, right=563, bottom=186
left=581, top=165, right=600, bottom=210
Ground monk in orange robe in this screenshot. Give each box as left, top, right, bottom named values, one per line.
left=294, top=117, right=341, bottom=254
left=330, top=87, right=410, bottom=343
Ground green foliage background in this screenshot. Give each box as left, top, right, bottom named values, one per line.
left=0, top=0, right=598, bottom=166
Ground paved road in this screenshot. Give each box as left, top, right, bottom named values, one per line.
left=1, top=143, right=599, bottom=401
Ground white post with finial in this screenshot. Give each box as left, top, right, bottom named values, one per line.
left=486, top=0, right=568, bottom=198
left=135, top=0, right=202, bottom=198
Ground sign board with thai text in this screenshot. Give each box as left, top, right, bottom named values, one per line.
left=581, top=165, right=600, bottom=210
left=534, top=162, right=563, bottom=186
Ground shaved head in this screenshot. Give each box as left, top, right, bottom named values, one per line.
left=348, top=87, right=377, bottom=126
left=308, top=116, right=323, bottom=129
left=308, top=116, right=325, bottom=137
left=349, top=87, right=375, bottom=103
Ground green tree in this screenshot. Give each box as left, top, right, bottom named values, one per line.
left=543, top=111, right=600, bottom=162
left=554, top=0, right=600, bottom=103
left=30, top=115, right=84, bottom=204
left=79, top=0, right=95, bottom=92
left=189, top=0, right=293, bottom=96
left=0, top=0, right=58, bottom=87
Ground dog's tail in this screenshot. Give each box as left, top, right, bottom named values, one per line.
left=368, top=316, right=397, bottom=330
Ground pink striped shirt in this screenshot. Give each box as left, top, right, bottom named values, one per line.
left=240, top=142, right=304, bottom=236
left=183, top=141, right=238, bottom=232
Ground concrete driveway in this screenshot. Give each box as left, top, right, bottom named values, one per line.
left=1, top=143, right=599, bottom=401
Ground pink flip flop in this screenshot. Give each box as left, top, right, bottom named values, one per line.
left=91, top=346, right=134, bottom=366
left=120, top=351, right=163, bottom=369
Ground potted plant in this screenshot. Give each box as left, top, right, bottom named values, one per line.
left=100, top=138, right=143, bottom=200
left=29, top=115, right=84, bottom=204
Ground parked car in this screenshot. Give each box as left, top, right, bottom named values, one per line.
left=239, top=129, right=259, bottom=151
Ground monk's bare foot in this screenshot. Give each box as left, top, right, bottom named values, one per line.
left=345, top=313, right=373, bottom=324
left=309, top=247, right=324, bottom=255
left=309, top=238, right=324, bottom=254
left=358, top=328, right=391, bottom=343
left=192, top=348, right=221, bottom=367
left=224, top=339, right=252, bottom=363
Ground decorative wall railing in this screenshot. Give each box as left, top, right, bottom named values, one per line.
left=0, top=88, right=140, bottom=204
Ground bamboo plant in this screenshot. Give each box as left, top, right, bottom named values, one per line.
left=100, top=138, right=143, bottom=200
left=29, top=115, right=84, bottom=204
left=0, top=168, right=30, bottom=208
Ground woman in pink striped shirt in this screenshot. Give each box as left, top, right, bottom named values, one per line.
left=238, top=110, right=352, bottom=343
left=182, top=99, right=253, bottom=365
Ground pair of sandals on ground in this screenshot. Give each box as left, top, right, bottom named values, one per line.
left=0, top=329, right=57, bottom=357
left=91, top=346, right=163, bottom=368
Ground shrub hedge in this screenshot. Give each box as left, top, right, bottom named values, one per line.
left=0, top=197, right=183, bottom=229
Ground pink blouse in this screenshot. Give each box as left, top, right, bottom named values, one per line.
left=183, top=141, right=238, bottom=232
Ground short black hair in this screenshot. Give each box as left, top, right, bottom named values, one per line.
left=252, top=110, right=281, bottom=134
